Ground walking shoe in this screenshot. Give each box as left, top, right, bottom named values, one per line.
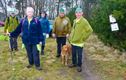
left=68, top=64, right=77, bottom=68
left=15, top=48, right=18, bottom=51
left=36, top=67, right=42, bottom=71
left=56, top=54, right=60, bottom=58
left=77, top=67, right=82, bottom=72
left=10, top=48, right=13, bottom=52
left=26, top=65, right=33, bottom=68
left=41, top=50, right=44, bottom=55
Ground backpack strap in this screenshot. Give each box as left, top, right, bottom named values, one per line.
left=21, top=18, right=25, bottom=27
left=7, top=17, right=10, bottom=26
left=7, top=17, right=9, bottom=23
left=16, top=17, right=19, bottom=23
left=20, top=18, right=25, bottom=32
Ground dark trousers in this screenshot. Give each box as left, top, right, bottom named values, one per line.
left=56, top=37, right=66, bottom=55
left=25, top=44, right=40, bottom=67
left=9, top=36, right=18, bottom=51
left=72, top=45, right=83, bottom=67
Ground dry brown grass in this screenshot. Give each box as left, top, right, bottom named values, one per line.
left=0, top=27, right=83, bottom=80
left=1, top=27, right=126, bottom=80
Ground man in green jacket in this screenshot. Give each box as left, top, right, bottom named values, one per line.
left=69, top=7, right=93, bottom=72
left=52, top=8, right=71, bottom=57
left=4, top=9, right=19, bottom=51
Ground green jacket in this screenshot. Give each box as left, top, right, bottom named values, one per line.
left=4, top=16, right=19, bottom=33
left=69, top=17, right=93, bottom=47
left=52, top=16, right=71, bottom=37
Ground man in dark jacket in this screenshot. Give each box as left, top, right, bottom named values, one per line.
left=10, top=7, right=43, bottom=71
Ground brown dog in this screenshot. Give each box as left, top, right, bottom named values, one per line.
left=61, top=44, right=71, bottom=66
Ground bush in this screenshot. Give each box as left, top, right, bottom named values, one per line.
left=67, top=8, right=76, bottom=26
left=90, top=0, right=126, bottom=51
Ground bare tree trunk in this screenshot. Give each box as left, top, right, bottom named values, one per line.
left=41, top=0, right=45, bottom=10
left=0, top=0, right=4, bottom=8
left=75, top=0, right=77, bottom=6
left=3, top=1, right=7, bottom=17
left=21, top=0, right=25, bottom=17
left=0, top=0, right=8, bottom=17
left=34, top=0, right=39, bottom=16
left=71, top=0, right=73, bottom=8
left=38, top=0, right=42, bottom=16
left=57, top=0, right=60, bottom=16
left=83, top=0, right=89, bottom=18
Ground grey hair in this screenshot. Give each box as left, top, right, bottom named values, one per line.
left=25, top=7, right=34, bottom=13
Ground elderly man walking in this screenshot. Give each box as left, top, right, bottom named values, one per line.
left=10, top=7, right=43, bottom=71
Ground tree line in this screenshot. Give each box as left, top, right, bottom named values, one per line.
left=0, top=0, right=84, bottom=19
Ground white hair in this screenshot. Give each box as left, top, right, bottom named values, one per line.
left=25, top=7, right=34, bottom=13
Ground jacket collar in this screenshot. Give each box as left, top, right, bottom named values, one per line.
left=58, top=16, right=66, bottom=19
left=74, top=16, right=83, bottom=24
left=10, top=16, right=16, bottom=18
left=25, top=16, right=35, bottom=22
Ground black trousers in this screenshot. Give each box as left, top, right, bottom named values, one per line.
left=71, top=45, right=83, bottom=67
left=9, top=36, right=18, bottom=51
left=25, top=44, right=40, bottom=67
left=56, top=37, right=66, bottom=55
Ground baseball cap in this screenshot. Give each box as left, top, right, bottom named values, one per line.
left=75, top=7, right=83, bottom=13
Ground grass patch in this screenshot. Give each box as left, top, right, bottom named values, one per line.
left=1, top=27, right=126, bottom=80
left=93, top=60, right=126, bottom=80
left=0, top=38, right=83, bottom=80
left=0, top=27, right=83, bottom=80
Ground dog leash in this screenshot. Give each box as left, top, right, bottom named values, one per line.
left=66, top=38, right=71, bottom=44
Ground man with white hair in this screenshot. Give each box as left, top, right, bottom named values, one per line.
left=52, top=8, right=71, bottom=58
left=10, top=7, right=43, bottom=71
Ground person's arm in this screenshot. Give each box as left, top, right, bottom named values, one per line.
left=67, top=18, right=72, bottom=34
left=37, top=20, right=43, bottom=42
left=52, top=18, right=57, bottom=34
left=52, top=18, right=57, bottom=37
left=82, top=20, right=93, bottom=41
left=46, top=20, right=50, bottom=34
left=17, top=18, right=20, bottom=25
left=10, top=22, right=22, bottom=38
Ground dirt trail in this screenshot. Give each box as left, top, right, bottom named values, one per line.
left=81, top=53, right=100, bottom=80
left=80, top=34, right=126, bottom=80
left=80, top=34, right=107, bottom=80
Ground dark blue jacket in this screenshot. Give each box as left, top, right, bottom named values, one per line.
left=10, top=17, right=43, bottom=45
left=39, top=17, right=50, bottom=34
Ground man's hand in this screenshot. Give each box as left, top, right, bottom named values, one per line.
left=5, top=30, right=10, bottom=36
left=46, top=34, right=49, bottom=38
left=39, top=42, right=42, bottom=44
left=43, top=33, right=46, bottom=36
left=66, top=34, right=69, bottom=38
left=5, top=32, right=10, bottom=36
left=52, top=33, right=56, bottom=38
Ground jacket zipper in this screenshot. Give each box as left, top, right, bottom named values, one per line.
left=28, top=21, right=30, bottom=44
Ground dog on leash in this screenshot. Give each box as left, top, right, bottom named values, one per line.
left=61, top=44, right=71, bottom=66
